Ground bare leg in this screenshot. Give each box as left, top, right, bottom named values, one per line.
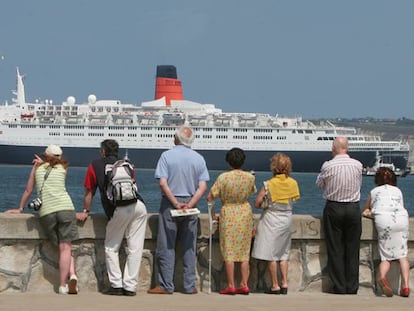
left=240, top=261, right=250, bottom=288
left=225, top=261, right=235, bottom=288
left=268, top=261, right=280, bottom=290
left=280, top=260, right=289, bottom=288
left=70, top=255, right=76, bottom=276
left=378, top=260, right=391, bottom=280
left=59, top=242, right=72, bottom=287
left=399, top=257, right=410, bottom=289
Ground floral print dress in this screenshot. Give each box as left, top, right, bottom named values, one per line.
left=209, top=170, right=256, bottom=262
left=370, top=184, right=409, bottom=261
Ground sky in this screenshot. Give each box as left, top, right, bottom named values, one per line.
left=0, top=0, right=413, bottom=119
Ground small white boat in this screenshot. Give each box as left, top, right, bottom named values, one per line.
left=363, top=151, right=410, bottom=177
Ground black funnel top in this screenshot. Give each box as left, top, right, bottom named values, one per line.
left=156, top=65, right=178, bottom=79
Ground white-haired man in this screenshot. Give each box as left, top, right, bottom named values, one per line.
left=148, top=126, right=209, bottom=294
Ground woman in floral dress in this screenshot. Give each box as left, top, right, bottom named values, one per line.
left=207, top=148, right=256, bottom=295
left=362, top=167, right=410, bottom=298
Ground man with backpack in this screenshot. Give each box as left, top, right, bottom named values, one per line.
left=147, top=126, right=209, bottom=294
left=77, top=139, right=147, bottom=296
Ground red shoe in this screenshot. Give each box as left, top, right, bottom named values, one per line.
left=236, top=286, right=250, bottom=295
left=378, top=278, right=393, bottom=297
left=219, top=287, right=236, bottom=295
left=400, top=288, right=410, bottom=298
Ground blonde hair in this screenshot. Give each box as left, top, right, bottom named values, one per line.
left=270, top=153, right=292, bottom=176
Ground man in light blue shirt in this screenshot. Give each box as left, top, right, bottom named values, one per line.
left=148, top=126, right=209, bottom=294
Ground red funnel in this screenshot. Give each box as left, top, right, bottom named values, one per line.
left=155, top=65, right=183, bottom=106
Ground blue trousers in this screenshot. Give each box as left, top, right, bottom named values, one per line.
left=156, top=196, right=198, bottom=293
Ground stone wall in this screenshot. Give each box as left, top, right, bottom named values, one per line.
left=0, top=214, right=413, bottom=294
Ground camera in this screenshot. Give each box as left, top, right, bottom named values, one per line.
left=28, top=198, right=42, bottom=211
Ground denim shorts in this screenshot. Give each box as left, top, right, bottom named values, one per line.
left=39, top=210, right=79, bottom=245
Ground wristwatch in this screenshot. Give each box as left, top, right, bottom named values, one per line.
left=83, top=209, right=90, bottom=213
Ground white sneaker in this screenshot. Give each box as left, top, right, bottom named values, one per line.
left=68, top=275, right=78, bottom=294
left=59, top=285, right=68, bottom=294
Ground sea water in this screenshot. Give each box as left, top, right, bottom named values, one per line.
left=1, top=165, right=414, bottom=216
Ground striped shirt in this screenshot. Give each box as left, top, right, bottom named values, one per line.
left=35, top=163, right=75, bottom=217
left=316, top=154, right=362, bottom=202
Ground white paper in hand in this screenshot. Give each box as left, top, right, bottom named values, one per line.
left=170, top=208, right=201, bottom=217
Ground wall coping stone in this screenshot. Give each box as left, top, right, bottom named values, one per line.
left=1, top=213, right=413, bottom=241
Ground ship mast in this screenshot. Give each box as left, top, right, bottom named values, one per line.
left=12, top=67, right=26, bottom=106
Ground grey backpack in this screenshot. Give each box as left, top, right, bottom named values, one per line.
left=104, top=159, right=139, bottom=206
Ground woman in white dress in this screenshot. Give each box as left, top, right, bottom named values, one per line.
left=362, top=167, right=410, bottom=298
left=251, top=153, right=300, bottom=295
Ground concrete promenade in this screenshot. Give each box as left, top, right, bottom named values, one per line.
left=0, top=291, right=412, bottom=311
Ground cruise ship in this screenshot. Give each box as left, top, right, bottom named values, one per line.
left=0, top=65, right=409, bottom=172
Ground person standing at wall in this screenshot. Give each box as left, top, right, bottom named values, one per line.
left=207, top=147, right=256, bottom=295
left=316, top=136, right=363, bottom=294
left=6, top=145, right=79, bottom=295
left=252, top=153, right=300, bottom=295
left=147, top=126, right=209, bottom=294
left=362, top=167, right=410, bottom=297
left=77, top=139, right=147, bottom=296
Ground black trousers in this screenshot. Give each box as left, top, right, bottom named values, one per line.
left=323, top=201, right=362, bottom=294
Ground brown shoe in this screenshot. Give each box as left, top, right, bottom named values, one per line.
left=183, top=288, right=198, bottom=294
left=147, top=286, right=173, bottom=295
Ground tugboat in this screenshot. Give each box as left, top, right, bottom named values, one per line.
left=363, top=151, right=410, bottom=177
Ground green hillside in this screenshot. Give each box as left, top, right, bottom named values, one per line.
left=311, top=118, right=414, bottom=140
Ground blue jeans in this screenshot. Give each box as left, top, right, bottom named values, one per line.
left=156, top=196, right=198, bottom=293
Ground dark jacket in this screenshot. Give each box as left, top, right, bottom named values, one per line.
left=91, top=154, right=118, bottom=219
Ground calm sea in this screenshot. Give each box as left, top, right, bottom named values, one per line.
left=1, top=165, right=414, bottom=216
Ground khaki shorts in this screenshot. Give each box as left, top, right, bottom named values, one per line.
left=39, top=210, right=79, bottom=245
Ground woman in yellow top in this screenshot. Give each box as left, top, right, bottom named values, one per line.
left=207, top=148, right=256, bottom=295
left=6, top=145, right=79, bottom=295
left=252, top=153, right=300, bottom=295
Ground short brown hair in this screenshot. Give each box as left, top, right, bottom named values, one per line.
left=374, top=167, right=397, bottom=186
